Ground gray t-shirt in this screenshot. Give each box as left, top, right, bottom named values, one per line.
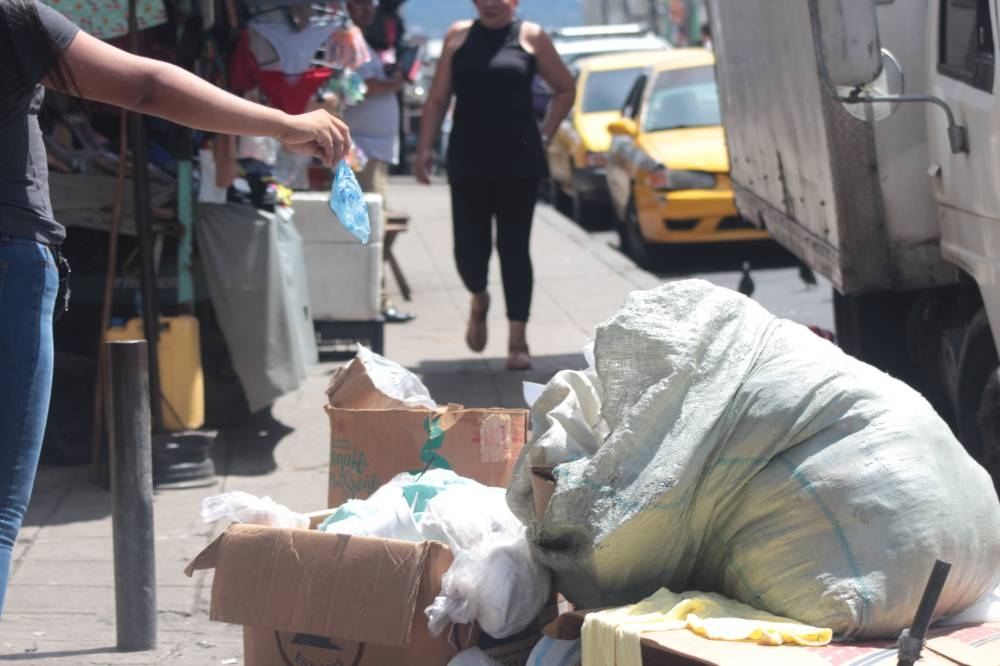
left=0, top=1, right=79, bottom=244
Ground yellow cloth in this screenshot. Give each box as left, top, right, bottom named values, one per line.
left=581, top=589, right=833, bottom=666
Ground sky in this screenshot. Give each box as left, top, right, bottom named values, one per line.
left=402, top=0, right=585, bottom=38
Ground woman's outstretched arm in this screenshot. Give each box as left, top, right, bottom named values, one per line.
left=49, top=30, right=351, bottom=165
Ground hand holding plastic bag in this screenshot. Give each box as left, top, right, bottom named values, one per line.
left=201, top=491, right=309, bottom=530
left=329, top=160, right=370, bottom=243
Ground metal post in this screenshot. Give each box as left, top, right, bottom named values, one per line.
left=897, top=559, right=951, bottom=666
left=107, top=341, right=157, bottom=651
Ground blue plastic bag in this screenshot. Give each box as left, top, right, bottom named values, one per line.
left=329, top=160, right=370, bottom=244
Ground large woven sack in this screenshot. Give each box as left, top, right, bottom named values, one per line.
left=507, top=280, right=1000, bottom=639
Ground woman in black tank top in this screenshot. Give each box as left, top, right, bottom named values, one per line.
left=415, top=0, right=574, bottom=371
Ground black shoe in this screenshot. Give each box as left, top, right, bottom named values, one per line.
left=383, top=305, right=416, bottom=323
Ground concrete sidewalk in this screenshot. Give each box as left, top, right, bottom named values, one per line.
left=0, top=179, right=830, bottom=664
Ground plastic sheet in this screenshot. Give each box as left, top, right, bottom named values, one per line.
left=319, top=470, right=551, bottom=639
left=201, top=491, right=309, bottom=530
left=329, top=160, right=370, bottom=244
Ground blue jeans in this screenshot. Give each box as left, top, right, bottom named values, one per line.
left=0, top=236, right=57, bottom=617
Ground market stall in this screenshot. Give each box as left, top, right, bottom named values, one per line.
left=39, top=0, right=379, bottom=474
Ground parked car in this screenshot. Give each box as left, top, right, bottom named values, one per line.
left=604, top=49, right=769, bottom=268
left=547, top=50, right=672, bottom=228
left=533, top=24, right=670, bottom=119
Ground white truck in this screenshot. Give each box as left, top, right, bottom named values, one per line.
left=706, top=0, right=1000, bottom=479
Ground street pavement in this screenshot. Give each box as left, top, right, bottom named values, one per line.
left=0, top=178, right=833, bottom=664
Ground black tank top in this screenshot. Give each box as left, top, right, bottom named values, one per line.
left=447, top=20, right=548, bottom=183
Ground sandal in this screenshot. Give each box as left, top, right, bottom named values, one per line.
left=506, top=344, right=532, bottom=371
left=465, top=293, right=490, bottom=352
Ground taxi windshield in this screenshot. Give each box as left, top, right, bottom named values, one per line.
left=643, top=65, right=720, bottom=132
left=582, top=67, right=646, bottom=113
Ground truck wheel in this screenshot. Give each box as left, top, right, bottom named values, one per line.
left=620, top=201, right=657, bottom=270
left=955, top=309, right=1000, bottom=484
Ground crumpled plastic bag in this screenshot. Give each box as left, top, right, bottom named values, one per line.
left=356, top=344, right=436, bottom=410
left=329, top=160, right=370, bottom=244
left=319, top=470, right=551, bottom=639
left=200, top=490, right=309, bottom=529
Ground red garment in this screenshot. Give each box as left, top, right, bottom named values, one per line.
left=229, top=29, right=260, bottom=94
left=257, top=69, right=332, bottom=115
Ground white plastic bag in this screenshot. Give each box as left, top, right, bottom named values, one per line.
left=320, top=470, right=551, bottom=640
left=200, top=491, right=309, bottom=530
left=357, top=345, right=436, bottom=409
left=427, top=537, right=550, bottom=639
left=421, top=485, right=550, bottom=639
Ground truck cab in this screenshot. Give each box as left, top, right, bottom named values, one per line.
left=708, top=0, right=1000, bottom=481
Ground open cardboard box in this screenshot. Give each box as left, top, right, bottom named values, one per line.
left=546, top=609, right=1000, bottom=665
left=185, top=510, right=548, bottom=666
left=326, top=355, right=529, bottom=507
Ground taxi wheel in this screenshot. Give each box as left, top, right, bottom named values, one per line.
left=573, top=191, right=610, bottom=231
left=620, top=201, right=656, bottom=270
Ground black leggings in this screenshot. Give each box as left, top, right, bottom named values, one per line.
left=450, top=179, right=540, bottom=322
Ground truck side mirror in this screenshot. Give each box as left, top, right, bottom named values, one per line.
left=608, top=118, right=638, bottom=137
left=814, top=0, right=882, bottom=87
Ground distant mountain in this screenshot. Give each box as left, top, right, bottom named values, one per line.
left=402, top=0, right=585, bottom=38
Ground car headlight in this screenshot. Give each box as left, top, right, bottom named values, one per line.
left=647, top=166, right=716, bottom=191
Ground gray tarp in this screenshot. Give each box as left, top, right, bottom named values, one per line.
left=196, top=202, right=318, bottom=413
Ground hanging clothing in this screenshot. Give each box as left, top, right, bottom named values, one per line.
left=40, top=0, right=166, bottom=40
left=257, top=69, right=332, bottom=115
left=249, top=12, right=340, bottom=75
left=446, top=20, right=547, bottom=184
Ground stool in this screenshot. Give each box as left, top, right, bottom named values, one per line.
left=384, top=212, right=412, bottom=302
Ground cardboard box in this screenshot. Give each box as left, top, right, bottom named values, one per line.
left=326, top=357, right=528, bottom=508
left=545, top=611, right=1000, bottom=665
left=186, top=510, right=551, bottom=666
left=187, top=506, right=480, bottom=666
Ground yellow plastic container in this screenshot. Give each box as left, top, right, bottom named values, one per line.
left=104, top=315, right=205, bottom=432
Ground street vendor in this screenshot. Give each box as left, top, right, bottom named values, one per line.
left=0, top=0, right=352, bottom=617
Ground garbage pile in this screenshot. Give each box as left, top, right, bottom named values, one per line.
left=190, top=279, right=1000, bottom=665
left=507, top=279, right=1000, bottom=639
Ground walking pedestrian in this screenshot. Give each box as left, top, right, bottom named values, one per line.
left=0, top=0, right=351, bottom=617
left=343, top=0, right=415, bottom=323
left=414, top=0, right=574, bottom=370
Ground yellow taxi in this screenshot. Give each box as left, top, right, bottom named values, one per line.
left=604, top=49, right=769, bottom=267
left=546, top=50, right=670, bottom=229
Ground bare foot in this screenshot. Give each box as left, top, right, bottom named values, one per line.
left=506, top=344, right=531, bottom=371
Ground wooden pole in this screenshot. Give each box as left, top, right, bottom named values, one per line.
left=90, top=110, right=129, bottom=477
